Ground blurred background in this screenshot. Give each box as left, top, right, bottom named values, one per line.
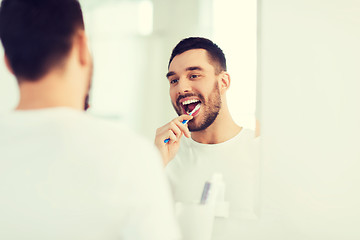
left=0, top=0, right=257, bottom=141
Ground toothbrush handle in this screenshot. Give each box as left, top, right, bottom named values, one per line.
left=163, top=119, right=189, bottom=143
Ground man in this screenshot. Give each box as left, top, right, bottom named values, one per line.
left=155, top=37, right=260, bottom=239
left=0, top=0, right=179, bottom=239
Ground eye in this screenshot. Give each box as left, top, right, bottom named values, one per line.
left=170, top=79, right=179, bottom=84
left=189, top=74, right=199, bottom=79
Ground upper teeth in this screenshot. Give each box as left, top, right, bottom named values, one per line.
left=182, top=99, right=200, bottom=105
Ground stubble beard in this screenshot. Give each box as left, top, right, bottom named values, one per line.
left=84, top=59, right=93, bottom=111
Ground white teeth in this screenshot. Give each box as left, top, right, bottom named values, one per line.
left=182, top=99, right=200, bottom=105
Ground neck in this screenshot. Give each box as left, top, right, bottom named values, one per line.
left=191, top=104, right=242, bottom=144
left=16, top=71, right=85, bottom=111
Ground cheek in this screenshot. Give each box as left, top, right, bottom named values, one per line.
left=169, top=89, right=177, bottom=103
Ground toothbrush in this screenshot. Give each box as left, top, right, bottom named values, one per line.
left=164, top=103, right=201, bottom=143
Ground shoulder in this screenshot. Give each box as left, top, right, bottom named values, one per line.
left=63, top=111, right=162, bottom=162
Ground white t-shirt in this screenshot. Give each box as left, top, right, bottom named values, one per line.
left=0, top=107, right=180, bottom=240
left=166, top=128, right=260, bottom=240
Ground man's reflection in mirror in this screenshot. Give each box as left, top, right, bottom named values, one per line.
left=154, top=37, right=260, bottom=239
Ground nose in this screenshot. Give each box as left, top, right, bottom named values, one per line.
left=177, top=78, right=191, bottom=95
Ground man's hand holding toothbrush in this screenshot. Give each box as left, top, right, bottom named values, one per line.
left=155, top=114, right=193, bottom=166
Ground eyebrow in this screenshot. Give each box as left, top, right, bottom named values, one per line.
left=166, top=66, right=204, bottom=79
left=166, top=71, right=176, bottom=78
left=186, top=66, right=203, bottom=72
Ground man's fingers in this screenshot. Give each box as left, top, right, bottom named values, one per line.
left=168, top=130, right=177, bottom=143
left=172, top=120, right=191, bottom=138
left=174, top=115, right=193, bottom=138
left=169, top=122, right=182, bottom=138
left=179, top=114, right=193, bottom=122
left=155, top=114, right=193, bottom=146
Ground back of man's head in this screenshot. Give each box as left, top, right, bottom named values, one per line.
left=168, top=37, right=227, bottom=74
left=0, top=0, right=84, bottom=82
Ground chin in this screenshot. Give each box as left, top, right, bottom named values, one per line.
left=188, top=120, right=203, bottom=132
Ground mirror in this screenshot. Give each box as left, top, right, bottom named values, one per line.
left=0, top=0, right=258, bottom=239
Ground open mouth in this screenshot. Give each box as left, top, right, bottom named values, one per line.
left=181, top=99, right=201, bottom=115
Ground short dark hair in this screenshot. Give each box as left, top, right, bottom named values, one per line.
left=168, top=37, right=227, bottom=74
left=0, top=0, right=84, bottom=81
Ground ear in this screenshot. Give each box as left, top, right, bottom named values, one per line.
left=255, top=119, right=261, bottom=137
left=218, top=71, right=231, bottom=94
left=4, top=54, right=14, bottom=75
left=74, top=30, right=91, bottom=67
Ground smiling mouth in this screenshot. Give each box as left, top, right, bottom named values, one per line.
left=181, top=99, right=201, bottom=115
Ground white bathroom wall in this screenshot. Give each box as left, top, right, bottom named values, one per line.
left=213, top=0, right=257, bottom=130
left=258, top=0, right=360, bottom=238
left=83, top=1, right=151, bottom=130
